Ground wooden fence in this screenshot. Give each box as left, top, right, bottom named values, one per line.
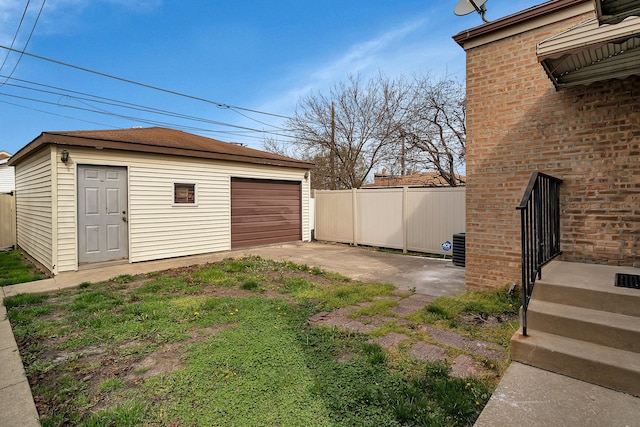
left=314, top=187, right=465, bottom=255
left=0, top=192, right=16, bottom=250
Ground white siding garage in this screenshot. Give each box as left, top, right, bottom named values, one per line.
left=9, top=127, right=313, bottom=275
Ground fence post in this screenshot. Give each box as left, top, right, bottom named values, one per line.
left=403, top=186, right=408, bottom=254
left=352, top=188, right=358, bottom=246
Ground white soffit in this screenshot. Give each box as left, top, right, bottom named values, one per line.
left=537, top=15, right=640, bottom=87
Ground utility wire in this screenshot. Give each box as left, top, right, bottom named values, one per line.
left=0, top=97, right=275, bottom=145
left=0, top=99, right=118, bottom=129
left=2, top=79, right=275, bottom=132
left=1, top=0, right=46, bottom=85
left=0, top=91, right=302, bottom=146
left=0, top=44, right=292, bottom=120
left=0, top=91, right=260, bottom=135
left=0, top=0, right=31, bottom=74
left=0, top=74, right=300, bottom=140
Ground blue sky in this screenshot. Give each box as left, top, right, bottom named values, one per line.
left=0, top=0, right=540, bottom=154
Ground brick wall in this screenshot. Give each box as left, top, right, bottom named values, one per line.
left=464, top=14, right=640, bottom=289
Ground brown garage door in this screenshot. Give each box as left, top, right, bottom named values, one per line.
left=231, top=178, right=302, bottom=248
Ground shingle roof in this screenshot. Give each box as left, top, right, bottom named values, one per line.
left=364, top=171, right=466, bottom=188
left=9, top=127, right=312, bottom=169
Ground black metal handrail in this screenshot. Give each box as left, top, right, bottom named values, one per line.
left=516, top=172, right=562, bottom=336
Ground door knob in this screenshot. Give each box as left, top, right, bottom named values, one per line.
left=122, top=217, right=128, bottom=222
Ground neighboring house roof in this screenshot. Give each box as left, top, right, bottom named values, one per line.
left=363, top=170, right=466, bottom=188
left=9, top=127, right=313, bottom=169
left=0, top=151, right=10, bottom=163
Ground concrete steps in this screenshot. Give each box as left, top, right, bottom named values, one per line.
left=511, top=261, right=640, bottom=397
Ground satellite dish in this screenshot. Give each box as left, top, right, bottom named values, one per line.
left=454, top=0, right=490, bottom=23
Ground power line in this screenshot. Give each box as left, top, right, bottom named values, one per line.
left=0, top=97, right=280, bottom=146
left=0, top=75, right=302, bottom=145
left=0, top=99, right=119, bottom=129
left=0, top=78, right=281, bottom=133
left=0, top=90, right=271, bottom=136
left=1, top=0, right=46, bottom=85
left=0, top=0, right=31, bottom=75
left=0, top=44, right=293, bottom=120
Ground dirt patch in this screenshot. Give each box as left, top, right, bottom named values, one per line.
left=421, top=325, right=505, bottom=361
left=127, top=344, right=184, bottom=380
left=459, top=313, right=514, bottom=327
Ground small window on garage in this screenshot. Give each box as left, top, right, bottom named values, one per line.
left=174, top=183, right=196, bottom=205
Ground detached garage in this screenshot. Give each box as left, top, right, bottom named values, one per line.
left=8, top=127, right=313, bottom=275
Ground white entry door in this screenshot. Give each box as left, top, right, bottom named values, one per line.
left=77, top=165, right=129, bottom=264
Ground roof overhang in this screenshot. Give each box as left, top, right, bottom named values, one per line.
left=595, top=0, right=640, bottom=24
left=8, top=129, right=314, bottom=170
left=537, top=14, right=640, bottom=88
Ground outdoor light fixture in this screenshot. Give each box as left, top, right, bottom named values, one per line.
left=60, top=149, right=69, bottom=164
left=304, top=171, right=309, bottom=179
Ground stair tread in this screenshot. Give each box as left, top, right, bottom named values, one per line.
left=512, top=329, right=640, bottom=370
left=528, top=299, right=640, bottom=331
left=540, top=261, right=640, bottom=293
left=532, top=274, right=640, bottom=317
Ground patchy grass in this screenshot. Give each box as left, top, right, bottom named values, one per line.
left=350, top=299, right=399, bottom=318
left=0, top=249, right=45, bottom=286
left=6, top=256, right=503, bottom=427
left=410, top=286, right=520, bottom=346
left=294, top=282, right=396, bottom=310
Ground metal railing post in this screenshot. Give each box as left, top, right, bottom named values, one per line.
left=516, top=172, right=562, bottom=336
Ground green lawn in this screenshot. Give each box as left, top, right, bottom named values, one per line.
left=4, top=256, right=516, bottom=427
left=0, top=249, right=45, bottom=286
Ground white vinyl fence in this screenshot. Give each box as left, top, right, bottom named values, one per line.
left=313, top=187, right=465, bottom=255
left=0, top=192, right=16, bottom=250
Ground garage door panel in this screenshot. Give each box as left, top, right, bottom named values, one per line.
left=233, top=201, right=300, bottom=209
left=232, top=217, right=301, bottom=227
left=232, top=207, right=300, bottom=217
left=232, top=194, right=300, bottom=202
left=233, top=187, right=300, bottom=195
left=233, top=230, right=301, bottom=243
left=231, top=178, right=302, bottom=248
left=231, top=220, right=301, bottom=233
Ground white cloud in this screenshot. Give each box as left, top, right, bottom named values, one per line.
left=0, top=0, right=162, bottom=44
left=0, top=0, right=28, bottom=45
left=254, top=13, right=465, bottom=120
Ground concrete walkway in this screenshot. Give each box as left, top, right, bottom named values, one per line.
left=0, top=241, right=464, bottom=426
left=474, top=362, right=640, bottom=427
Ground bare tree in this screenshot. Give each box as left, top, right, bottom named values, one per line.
left=402, top=76, right=466, bottom=186
left=268, top=73, right=466, bottom=189
left=282, top=73, right=410, bottom=189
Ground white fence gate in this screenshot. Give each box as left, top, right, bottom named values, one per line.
left=0, top=192, right=16, bottom=250
left=313, top=187, right=465, bottom=255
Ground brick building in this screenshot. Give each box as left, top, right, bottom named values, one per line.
left=453, top=0, right=640, bottom=289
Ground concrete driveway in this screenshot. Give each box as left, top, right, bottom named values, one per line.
left=238, top=242, right=465, bottom=296
left=2, top=241, right=465, bottom=299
